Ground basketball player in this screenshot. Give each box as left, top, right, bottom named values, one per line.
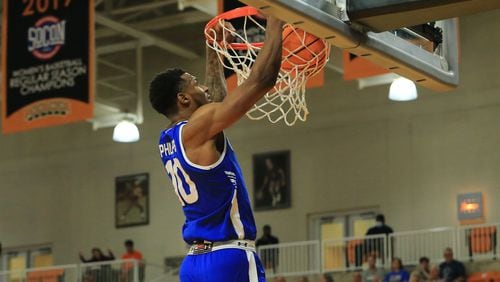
left=149, top=14, right=283, bottom=282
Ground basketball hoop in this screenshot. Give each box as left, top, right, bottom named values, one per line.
left=205, top=7, right=330, bottom=126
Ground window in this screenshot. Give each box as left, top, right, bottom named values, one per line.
left=308, top=209, right=378, bottom=271
left=0, top=245, right=53, bottom=272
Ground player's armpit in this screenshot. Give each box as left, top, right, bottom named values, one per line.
left=182, top=78, right=275, bottom=149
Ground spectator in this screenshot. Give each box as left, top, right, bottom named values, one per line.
left=429, top=265, right=443, bottom=282
left=121, top=240, right=144, bottom=281
left=410, top=273, right=420, bottom=282
left=276, top=277, right=287, bottom=282
left=79, top=248, right=114, bottom=263
left=412, top=257, right=431, bottom=282
left=354, top=272, right=363, bottom=282
left=79, top=248, right=115, bottom=282
left=364, top=214, right=394, bottom=261
left=321, top=273, right=334, bottom=282
left=256, top=224, right=280, bottom=246
left=438, top=248, right=466, bottom=282
left=122, top=239, right=143, bottom=261
left=362, top=254, right=385, bottom=282
left=384, top=258, right=410, bottom=282
left=298, top=276, right=309, bottom=282
left=256, top=225, right=279, bottom=271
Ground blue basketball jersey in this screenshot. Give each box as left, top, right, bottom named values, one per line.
left=158, top=121, right=257, bottom=244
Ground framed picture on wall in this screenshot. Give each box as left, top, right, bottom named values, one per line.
left=115, top=173, right=149, bottom=228
left=253, top=151, right=291, bottom=211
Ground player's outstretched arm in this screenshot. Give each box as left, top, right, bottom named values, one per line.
left=205, top=45, right=227, bottom=103
left=184, top=16, right=283, bottom=146
left=204, top=21, right=233, bottom=103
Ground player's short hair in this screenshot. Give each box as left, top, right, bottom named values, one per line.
left=149, top=68, right=186, bottom=118
left=125, top=239, right=134, bottom=247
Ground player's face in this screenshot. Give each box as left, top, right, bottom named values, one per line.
left=180, top=73, right=211, bottom=107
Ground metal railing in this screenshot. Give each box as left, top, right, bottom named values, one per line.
left=1, top=223, right=498, bottom=280
left=257, top=240, right=320, bottom=278
left=322, top=234, right=388, bottom=272
left=389, top=227, right=456, bottom=266
left=256, top=222, right=500, bottom=277
left=457, top=222, right=499, bottom=262
left=0, top=259, right=141, bottom=282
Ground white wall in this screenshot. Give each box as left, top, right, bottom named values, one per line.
left=1, top=9, right=500, bottom=266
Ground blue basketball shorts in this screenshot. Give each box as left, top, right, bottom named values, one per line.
left=179, top=248, right=266, bottom=282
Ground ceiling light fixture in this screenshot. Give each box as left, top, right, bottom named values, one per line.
left=389, top=77, right=418, bottom=101
left=113, top=119, right=140, bottom=143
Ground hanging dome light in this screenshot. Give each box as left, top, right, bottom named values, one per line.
left=389, top=77, right=418, bottom=101
left=113, top=120, right=140, bottom=143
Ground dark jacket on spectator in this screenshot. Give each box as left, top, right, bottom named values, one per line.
left=439, top=260, right=466, bottom=282
left=256, top=235, right=279, bottom=246
left=366, top=225, right=394, bottom=236
left=80, top=250, right=115, bottom=263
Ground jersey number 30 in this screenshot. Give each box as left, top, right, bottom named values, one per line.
left=165, top=158, right=199, bottom=206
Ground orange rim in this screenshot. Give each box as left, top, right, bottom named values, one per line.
left=205, top=6, right=264, bottom=50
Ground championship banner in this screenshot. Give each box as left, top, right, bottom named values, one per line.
left=1, top=0, right=94, bottom=134
left=219, top=0, right=325, bottom=91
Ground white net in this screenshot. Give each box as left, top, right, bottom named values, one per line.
left=205, top=8, right=330, bottom=126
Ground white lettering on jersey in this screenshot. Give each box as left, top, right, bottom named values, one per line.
left=225, top=171, right=238, bottom=188
left=159, top=140, right=177, bottom=158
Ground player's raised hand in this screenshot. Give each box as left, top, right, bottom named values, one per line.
left=210, top=20, right=236, bottom=45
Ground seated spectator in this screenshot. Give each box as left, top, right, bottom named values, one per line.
left=321, top=273, right=334, bottom=282
left=79, top=248, right=114, bottom=263
left=410, top=273, right=420, bottom=282
left=438, top=248, right=465, bottom=282
left=429, top=265, right=443, bottom=282
left=384, top=258, right=410, bottom=282
left=275, top=277, right=287, bottom=282
left=354, top=272, right=363, bottom=282
left=363, top=254, right=385, bottom=282
left=411, top=257, right=430, bottom=282
left=298, top=277, right=309, bottom=282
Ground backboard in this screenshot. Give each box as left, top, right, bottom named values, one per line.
left=239, top=0, right=500, bottom=92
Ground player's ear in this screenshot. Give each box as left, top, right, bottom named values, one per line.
left=177, top=92, right=191, bottom=107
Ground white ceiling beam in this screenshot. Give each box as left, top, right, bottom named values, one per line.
left=110, top=0, right=177, bottom=16
left=178, top=0, right=217, bottom=16
left=95, top=10, right=210, bottom=39
left=96, top=41, right=143, bottom=55
left=95, top=13, right=198, bottom=59
left=98, top=59, right=135, bottom=75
